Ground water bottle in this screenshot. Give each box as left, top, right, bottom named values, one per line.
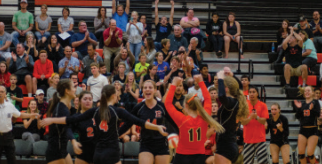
left=271, top=42, right=275, bottom=52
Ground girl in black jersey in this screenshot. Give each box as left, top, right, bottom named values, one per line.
left=119, top=80, right=177, bottom=164
left=45, top=79, right=82, bottom=164
left=216, top=70, right=249, bottom=164
left=265, top=103, right=290, bottom=164
left=73, top=91, right=95, bottom=164
left=294, top=86, right=321, bottom=164
left=41, top=85, right=168, bottom=164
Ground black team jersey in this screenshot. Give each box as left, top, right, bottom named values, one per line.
left=266, top=114, right=289, bottom=143
left=72, top=112, right=96, bottom=144
left=295, top=100, right=321, bottom=127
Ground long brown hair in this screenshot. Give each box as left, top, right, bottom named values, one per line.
left=77, top=91, right=93, bottom=113
left=225, top=12, right=235, bottom=26
left=27, top=99, right=39, bottom=114
left=47, top=79, right=72, bottom=116
left=145, top=37, right=155, bottom=51
left=184, top=93, right=225, bottom=133
left=223, top=76, right=249, bottom=120
left=99, top=85, right=116, bottom=122
left=124, top=72, right=138, bottom=91
left=0, top=61, right=8, bottom=74
left=278, top=19, right=290, bottom=35
left=97, top=7, right=107, bottom=19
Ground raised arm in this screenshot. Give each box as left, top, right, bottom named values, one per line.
left=282, top=28, right=293, bottom=50
left=169, top=0, right=174, bottom=26
left=125, top=0, right=130, bottom=15
left=154, top=0, right=159, bottom=25
left=112, top=0, right=116, bottom=14
left=293, top=31, right=303, bottom=48
left=196, top=75, right=211, bottom=115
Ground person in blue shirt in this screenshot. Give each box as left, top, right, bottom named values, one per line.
left=153, top=52, right=169, bottom=80
left=58, top=46, right=79, bottom=79
left=112, top=0, right=130, bottom=33
left=310, top=11, right=322, bottom=53
left=70, top=21, right=97, bottom=60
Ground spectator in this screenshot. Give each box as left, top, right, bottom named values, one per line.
left=9, top=43, right=34, bottom=97
left=139, top=64, right=161, bottom=89
left=223, top=12, right=243, bottom=58
left=103, top=19, right=123, bottom=73
left=114, top=80, right=124, bottom=107
left=0, top=22, right=13, bottom=63
left=153, top=52, right=169, bottom=80
left=200, top=64, right=213, bottom=88
left=241, top=75, right=250, bottom=100
left=94, top=7, right=110, bottom=49
left=160, top=38, right=173, bottom=65
left=113, top=62, right=126, bottom=84
left=7, top=74, right=23, bottom=110
left=35, top=89, right=48, bottom=118
left=99, top=62, right=109, bottom=77
left=126, top=11, right=144, bottom=61
left=241, top=86, right=269, bottom=164
left=310, top=11, right=322, bottom=53
left=282, top=27, right=307, bottom=88
left=141, top=36, right=156, bottom=64
left=35, top=4, right=52, bottom=47
left=25, top=33, right=39, bottom=61
left=171, top=80, right=185, bottom=112
left=58, top=46, right=79, bottom=79
left=207, top=75, right=219, bottom=90
left=180, top=8, right=202, bottom=47
left=112, top=0, right=130, bottom=33
left=275, top=20, right=290, bottom=63
left=0, top=61, right=11, bottom=87
left=154, top=0, right=174, bottom=52
left=32, top=50, right=53, bottom=93
left=22, top=99, right=41, bottom=143
left=46, top=34, right=64, bottom=72
left=140, top=15, right=151, bottom=42
left=299, top=30, right=317, bottom=71
left=81, top=43, right=103, bottom=84
left=122, top=72, right=139, bottom=111
left=188, top=77, right=204, bottom=102
left=164, top=57, right=186, bottom=84
left=56, top=7, right=74, bottom=47
left=208, top=87, right=221, bottom=107
left=11, top=0, right=34, bottom=47
left=168, top=25, right=188, bottom=51
left=71, top=21, right=98, bottom=59
left=206, top=12, right=224, bottom=57
left=177, top=46, right=194, bottom=77
left=188, top=37, right=203, bottom=67
left=134, top=54, right=150, bottom=80
left=295, top=16, right=313, bottom=41
left=113, top=43, right=135, bottom=74
left=46, top=73, right=59, bottom=102
left=87, top=63, right=109, bottom=106
left=69, top=72, right=84, bottom=96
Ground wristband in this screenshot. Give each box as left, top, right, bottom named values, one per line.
left=256, top=116, right=259, bottom=120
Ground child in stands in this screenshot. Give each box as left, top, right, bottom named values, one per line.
left=7, top=74, right=23, bottom=110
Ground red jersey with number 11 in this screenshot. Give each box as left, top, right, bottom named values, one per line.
left=165, top=82, right=211, bottom=155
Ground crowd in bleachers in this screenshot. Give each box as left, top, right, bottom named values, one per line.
left=3, top=0, right=322, bottom=164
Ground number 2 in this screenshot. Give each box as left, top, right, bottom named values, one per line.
left=87, top=127, right=94, bottom=137
left=99, top=121, right=108, bottom=132
left=188, top=127, right=201, bottom=142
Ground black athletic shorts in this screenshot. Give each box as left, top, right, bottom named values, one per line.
left=216, top=141, right=239, bottom=163
left=270, top=140, right=289, bottom=148
left=140, top=141, right=169, bottom=156
left=173, top=153, right=206, bottom=164
left=46, top=143, right=68, bottom=163
left=302, top=57, right=317, bottom=69
left=93, top=147, right=120, bottom=164
left=77, top=143, right=95, bottom=163
left=300, top=127, right=318, bottom=139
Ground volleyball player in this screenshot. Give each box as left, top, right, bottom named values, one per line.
left=265, top=103, right=290, bottom=164
left=41, top=85, right=168, bottom=164
left=118, top=80, right=178, bottom=164
left=164, top=75, right=224, bottom=164
left=217, top=70, right=249, bottom=164
left=294, top=86, right=321, bottom=164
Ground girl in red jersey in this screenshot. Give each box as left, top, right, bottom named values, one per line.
left=164, top=75, right=224, bottom=164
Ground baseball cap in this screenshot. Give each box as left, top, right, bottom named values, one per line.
left=299, top=16, right=307, bottom=22
left=35, top=89, right=44, bottom=96
left=20, top=0, right=27, bottom=3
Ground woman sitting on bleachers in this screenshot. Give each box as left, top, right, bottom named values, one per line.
left=121, top=72, right=139, bottom=112
left=180, top=8, right=202, bottom=48
left=25, top=33, right=39, bottom=62
left=299, top=30, right=317, bottom=73
left=22, top=99, right=41, bottom=143
left=160, top=38, right=172, bottom=65
left=94, top=7, right=110, bottom=49
left=45, top=35, right=64, bottom=72
left=0, top=61, right=11, bottom=87
left=275, top=19, right=290, bottom=63
left=113, top=43, right=135, bottom=74
left=206, top=12, right=224, bottom=57
left=35, top=4, right=52, bottom=48
left=141, top=36, right=156, bottom=65
left=55, top=7, right=74, bottom=47
left=223, top=12, right=243, bottom=58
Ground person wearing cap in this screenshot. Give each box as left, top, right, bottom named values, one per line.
left=0, top=85, right=39, bottom=164
left=35, top=89, right=48, bottom=118
left=310, top=11, right=322, bottom=53
left=294, top=15, right=314, bottom=41
left=11, top=0, right=34, bottom=47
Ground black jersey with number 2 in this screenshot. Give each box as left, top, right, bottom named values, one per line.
left=72, top=112, right=95, bottom=144
left=295, top=100, right=320, bottom=127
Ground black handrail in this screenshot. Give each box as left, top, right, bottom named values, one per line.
left=236, top=36, right=243, bottom=74
left=260, top=85, right=266, bottom=103
left=248, top=59, right=254, bottom=79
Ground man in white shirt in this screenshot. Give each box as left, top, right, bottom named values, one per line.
left=188, top=79, right=204, bottom=102
left=0, top=86, right=38, bottom=164
left=87, top=63, right=109, bottom=106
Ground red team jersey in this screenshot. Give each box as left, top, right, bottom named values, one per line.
left=165, top=81, right=211, bottom=155
left=205, top=133, right=216, bottom=155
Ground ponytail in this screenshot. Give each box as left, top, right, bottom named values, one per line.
left=99, top=85, right=116, bottom=123
left=47, top=79, right=72, bottom=117
left=236, top=89, right=249, bottom=120
left=47, top=92, right=61, bottom=116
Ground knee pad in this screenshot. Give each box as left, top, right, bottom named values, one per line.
left=308, top=155, right=315, bottom=160
left=298, top=154, right=305, bottom=159
left=286, top=162, right=291, bottom=164
left=273, top=163, right=279, bottom=164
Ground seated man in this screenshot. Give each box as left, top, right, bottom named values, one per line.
left=188, top=77, right=204, bottom=101
left=282, top=27, right=306, bottom=88
left=167, top=25, right=188, bottom=51
left=180, top=8, right=202, bottom=47
left=310, top=11, right=322, bottom=53
left=241, top=74, right=250, bottom=100
left=188, top=37, right=203, bottom=67
left=295, top=16, right=313, bottom=41
left=11, top=0, right=34, bottom=47
left=0, top=22, right=12, bottom=63
left=199, top=63, right=214, bottom=88
left=58, top=46, right=79, bottom=79
left=87, top=63, right=109, bottom=106
left=81, top=43, right=103, bottom=84
left=71, top=21, right=97, bottom=59
left=9, top=43, right=34, bottom=97
left=32, top=50, right=53, bottom=93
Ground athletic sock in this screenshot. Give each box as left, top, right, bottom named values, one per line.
left=28, top=93, right=32, bottom=97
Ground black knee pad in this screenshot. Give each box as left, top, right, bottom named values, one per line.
left=308, top=155, right=314, bottom=159
left=273, top=163, right=279, bottom=164
left=298, top=154, right=305, bottom=159
left=286, top=162, right=291, bottom=164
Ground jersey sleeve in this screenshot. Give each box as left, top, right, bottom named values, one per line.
left=117, top=108, right=146, bottom=127
left=200, top=81, right=211, bottom=115
left=66, top=108, right=96, bottom=124
left=66, top=127, right=75, bottom=140
left=118, top=103, right=141, bottom=135
left=312, top=100, right=321, bottom=117
left=164, top=85, right=187, bottom=127
left=218, top=79, right=229, bottom=106
left=295, top=102, right=304, bottom=119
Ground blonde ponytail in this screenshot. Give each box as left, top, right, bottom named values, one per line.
left=236, top=89, right=249, bottom=120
